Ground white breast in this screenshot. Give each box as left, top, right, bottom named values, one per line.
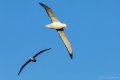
left=30, top=57, right=35, bottom=61
left=46, top=22, right=66, bottom=29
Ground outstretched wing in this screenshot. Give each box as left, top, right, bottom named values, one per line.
left=39, top=3, right=59, bottom=22
left=18, top=60, right=31, bottom=76
left=57, top=29, right=73, bottom=59
left=33, top=48, right=52, bottom=58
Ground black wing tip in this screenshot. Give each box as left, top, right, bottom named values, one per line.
left=39, top=3, right=42, bottom=5
left=46, top=48, right=52, bottom=51
left=18, top=71, right=21, bottom=76
left=48, top=48, right=52, bottom=50
left=39, top=3, right=44, bottom=6
left=70, top=54, right=73, bottom=59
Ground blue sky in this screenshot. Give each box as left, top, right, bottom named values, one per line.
left=0, top=0, right=120, bottom=80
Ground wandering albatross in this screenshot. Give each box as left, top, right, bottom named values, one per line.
left=18, top=48, right=51, bottom=76
left=39, top=3, right=73, bottom=59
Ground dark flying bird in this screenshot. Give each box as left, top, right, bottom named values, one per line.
left=39, top=3, right=73, bottom=59
left=18, top=48, right=51, bottom=76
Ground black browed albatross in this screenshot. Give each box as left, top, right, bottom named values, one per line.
left=39, top=3, right=73, bottom=59
left=18, top=48, right=51, bottom=76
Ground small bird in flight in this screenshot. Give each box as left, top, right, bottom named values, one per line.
left=39, top=3, right=73, bottom=59
left=18, top=48, right=51, bottom=76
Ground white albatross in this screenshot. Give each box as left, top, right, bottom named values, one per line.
left=39, top=3, right=73, bottom=59
left=18, top=48, right=51, bottom=76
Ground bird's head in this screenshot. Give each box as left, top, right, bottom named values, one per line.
left=30, top=57, right=33, bottom=59
left=62, top=23, right=68, bottom=29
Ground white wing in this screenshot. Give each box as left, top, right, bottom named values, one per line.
left=39, top=3, right=59, bottom=23
left=57, top=29, right=73, bottom=59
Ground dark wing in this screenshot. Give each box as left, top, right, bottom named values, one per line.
left=33, top=48, right=51, bottom=58
left=39, top=3, right=59, bottom=23
left=57, top=29, right=73, bottom=59
left=18, top=59, right=31, bottom=76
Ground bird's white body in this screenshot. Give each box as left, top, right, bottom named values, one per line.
left=40, top=3, right=72, bottom=59
left=30, top=57, right=36, bottom=62
left=46, top=22, right=67, bottom=29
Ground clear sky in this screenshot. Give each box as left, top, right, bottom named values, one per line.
left=0, top=0, right=120, bottom=80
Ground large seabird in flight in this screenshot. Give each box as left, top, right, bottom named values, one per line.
left=18, top=48, right=51, bottom=76
left=39, top=3, right=73, bottom=59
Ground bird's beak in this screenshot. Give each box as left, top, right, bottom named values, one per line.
left=65, top=26, right=68, bottom=29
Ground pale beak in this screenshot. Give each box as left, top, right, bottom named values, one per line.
left=65, top=26, right=68, bottom=29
